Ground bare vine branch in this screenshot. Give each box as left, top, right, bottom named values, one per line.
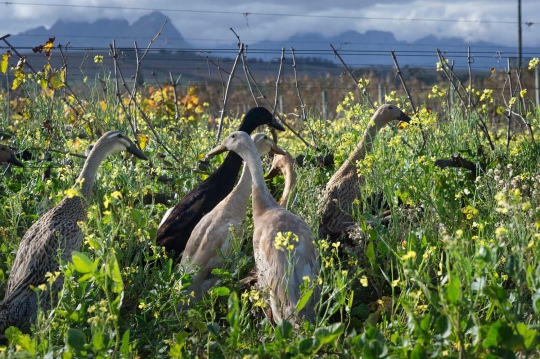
left=436, top=49, right=495, bottom=151
left=291, top=47, right=318, bottom=149
left=330, top=44, right=375, bottom=109
left=215, top=43, right=244, bottom=144
left=390, top=51, right=427, bottom=148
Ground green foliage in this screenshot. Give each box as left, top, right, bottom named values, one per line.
left=0, top=67, right=539, bottom=358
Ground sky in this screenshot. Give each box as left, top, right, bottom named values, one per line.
left=0, top=0, right=539, bottom=48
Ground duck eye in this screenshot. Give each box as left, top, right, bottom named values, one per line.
left=264, top=135, right=268, bottom=139
left=117, top=134, right=123, bottom=138
left=231, top=134, right=235, bottom=138
left=388, top=106, right=394, bottom=110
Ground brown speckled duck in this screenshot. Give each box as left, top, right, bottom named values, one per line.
left=318, top=104, right=410, bottom=239
left=0, top=131, right=148, bottom=336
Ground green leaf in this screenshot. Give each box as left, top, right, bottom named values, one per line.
left=276, top=320, right=293, bottom=342
left=410, top=343, right=427, bottom=359
left=516, top=323, right=537, bottom=349
left=108, top=254, right=123, bottom=294
left=226, top=292, right=240, bottom=332
left=92, top=330, right=104, bottom=351
left=121, top=330, right=131, bottom=357
left=67, top=328, right=86, bottom=350
left=170, top=332, right=193, bottom=356
left=5, top=326, right=35, bottom=354
left=72, top=251, right=95, bottom=274
left=483, top=285, right=508, bottom=306
left=314, top=322, right=345, bottom=347
left=212, top=286, right=230, bottom=297
left=482, top=320, right=512, bottom=349
left=366, top=241, right=376, bottom=266
left=446, top=275, right=461, bottom=305
left=433, top=314, right=451, bottom=340
left=296, top=288, right=313, bottom=312
left=299, top=337, right=319, bottom=356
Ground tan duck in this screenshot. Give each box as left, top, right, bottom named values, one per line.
left=266, top=151, right=296, bottom=209
left=179, top=133, right=285, bottom=306
left=318, top=104, right=410, bottom=238
left=0, top=145, right=23, bottom=168
left=0, top=131, right=148, bottom=336
left=208, top=131, right=319, bottom=324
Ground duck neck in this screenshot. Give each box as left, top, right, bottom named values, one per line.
left=227, top=162, right=252, bottom=210
left=240, top=146, right=278, bottom=218
left=279, top=161, right=296, bottom=207
left=345, top=121, right=381, bottom=167
left=77, top=146, right=111, bottom=199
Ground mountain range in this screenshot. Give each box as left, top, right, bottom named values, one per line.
left=6, top=11, right=539, bottom=70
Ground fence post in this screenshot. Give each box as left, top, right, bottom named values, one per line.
left=378, top=83, right=385, bottom=104
left=279, top=94, right=284, bottom=115
left=321, top=90, right=328, bottom=120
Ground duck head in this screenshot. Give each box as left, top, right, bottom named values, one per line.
left=239, top=107, right=285, bottom=133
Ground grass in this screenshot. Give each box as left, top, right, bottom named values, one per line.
left=0, top=60, right=540, bottom=358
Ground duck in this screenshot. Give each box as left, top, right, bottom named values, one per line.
left=0, top=145, right=23, bottom=168
left=179, top=133, right=286, bottom=306
left=157, top=107, right=285, bottom=258
left=266, top=150, right=297, bottom=209
left=208, top=131, right=319, bottom=324
left=0, top=131, right=148, bottom=336
left=318, top=104, right=410, bottom=239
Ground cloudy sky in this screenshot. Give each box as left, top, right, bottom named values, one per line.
left=0, top=0, right=539, bottom=48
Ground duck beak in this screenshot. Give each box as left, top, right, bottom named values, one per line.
left=398, top=111, right=412, bottom=123
left=265, top=166, right=280, bottom=180
left=207, top=144, right=227, bottom=157
left=7, top=153, right=24, bottom=167
left=270, top=116, right=285, bottom=132
left=127, top=143, right=149, bottom=160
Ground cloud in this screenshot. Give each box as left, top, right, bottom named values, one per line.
left=0, top=0, right=538, bottom=48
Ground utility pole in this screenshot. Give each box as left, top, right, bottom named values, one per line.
left=518, top=0, right=522, bottom=69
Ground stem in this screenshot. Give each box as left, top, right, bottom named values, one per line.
left=215, top=43, right=244, bottom=145
left=330, top=44, right=375, bottom=109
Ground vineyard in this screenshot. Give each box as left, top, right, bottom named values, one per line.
left=0, top=32, right=540, bottom=358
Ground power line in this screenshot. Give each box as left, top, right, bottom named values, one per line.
left=4, top=45, right=539, bottom=57
left=9, top=33, right=540, bottom=51
left=3, top=1, right=537, bottom=25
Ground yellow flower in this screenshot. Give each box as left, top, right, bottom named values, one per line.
left=495, top=227, right=507, bottom=238
left=111, top=191, right=123, bottom=199
left=138, top=302, right=146, bottom=309
left=402, top=251, right=417, bottom=261
left=520, top=89, right=527, bottom=97
left=94, top=55, right=104, bottom=64
left=103, top=195, right=110, bottom=209
left=360, top=275, right=369, bottom=287
left=64, top=188, right=81, bottom=198
left=462, top=205, right=479, bottom=220
left=528, top=57, right=539, bottom=70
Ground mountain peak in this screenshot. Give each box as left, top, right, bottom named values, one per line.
left=11, top=11, right=190, bottom=50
